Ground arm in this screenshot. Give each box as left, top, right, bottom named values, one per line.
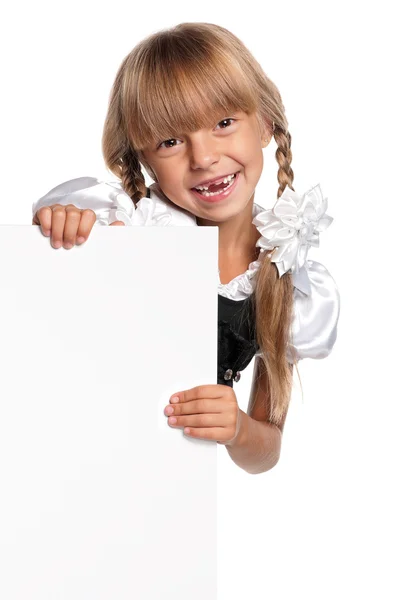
left=225, top=357, right=291, bottom=475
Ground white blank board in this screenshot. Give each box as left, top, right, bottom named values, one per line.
left=0, top=225, right=218, bottom=599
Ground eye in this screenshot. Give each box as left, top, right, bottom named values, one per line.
left=215, top=118, right=236, bottom=130
left=157, top=138, right=181, bottom=150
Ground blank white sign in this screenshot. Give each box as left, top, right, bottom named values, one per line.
left=0, top=225, right=218, bottom=599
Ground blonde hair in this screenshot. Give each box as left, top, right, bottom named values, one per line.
left=102, top=22, right=299, bottom=427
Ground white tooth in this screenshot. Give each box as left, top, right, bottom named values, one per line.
left=196, top=173, right=235, bottom=191
left=195, top=173, right=236, bottom=196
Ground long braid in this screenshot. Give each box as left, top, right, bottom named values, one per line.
left=120, top=146, right=147, bottom=208
left=273, top=124, right=295, bottom=198
left=252, top=122, right=297, bottom=427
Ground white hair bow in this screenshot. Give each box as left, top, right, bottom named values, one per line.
left=252, top=184, right=333, bottom=277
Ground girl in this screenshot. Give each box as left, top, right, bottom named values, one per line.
left=32, top=22, right=340, bottom=474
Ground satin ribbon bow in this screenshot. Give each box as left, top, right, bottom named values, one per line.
left=252, top=184, right=333, bottom=277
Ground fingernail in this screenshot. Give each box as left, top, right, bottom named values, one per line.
left=52, top=241, right=61, bottom=249
left=43, top=230, right=50, bottom=237
left=170, top=396, right=180, bottom=404
left=76, top=236, right=85, bottom=244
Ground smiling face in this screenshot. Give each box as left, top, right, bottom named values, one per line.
left=139, top=110, right=271, bottom=224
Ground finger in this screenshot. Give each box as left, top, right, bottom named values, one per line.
left=50, top=205, right=68, bottom=249
left=62, top=205, right=86, bottom=248
left=109, top=220, right=126, bottom=226
left=34, top=206, right=53, bottom=236
left=170, top=385, right=224, bottom=404
left=75, top=209, right=97, bottom=244
left=166, top=398, right=225, bottom=416
left=184, top=427, right=228, bottom=441
left=169, top=413, right=230, bottom=428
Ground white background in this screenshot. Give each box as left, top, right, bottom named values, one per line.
left=1, top=1, right=397, bottom=598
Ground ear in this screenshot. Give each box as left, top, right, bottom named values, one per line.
left=257, top=113, right=273, bottom=148
left=260, top=117, right=274, bottom=149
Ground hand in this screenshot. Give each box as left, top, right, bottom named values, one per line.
left=164, top=384, right=242, bottom=445
left=32, top=204, right=125, bottom=249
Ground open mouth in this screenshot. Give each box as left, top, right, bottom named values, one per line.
left=191, top=172, right=238, bottom=198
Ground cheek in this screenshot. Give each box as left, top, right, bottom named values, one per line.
left=156, top=164, right=181, bottom=183
left=248, top=142, right=264, bottom=166
left=158, top=178, right=185, bottom=198
left=231, top=137, right=262, bottom=166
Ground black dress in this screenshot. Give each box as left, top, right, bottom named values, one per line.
left=217, top=293, right=260, bottom=387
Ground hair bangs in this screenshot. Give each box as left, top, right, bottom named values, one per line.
left=123, top=38, right=259, bottom=151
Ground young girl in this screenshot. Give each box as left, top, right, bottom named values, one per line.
left=32, top=22, right=340, bottom=474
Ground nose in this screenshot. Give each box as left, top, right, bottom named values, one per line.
left=188, top=134, right=220, bottom=170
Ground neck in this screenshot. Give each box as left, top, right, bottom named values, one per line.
left=196, top=193, right=261, bottom=256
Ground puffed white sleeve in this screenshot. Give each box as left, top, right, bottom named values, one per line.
left=32, top=176, right=136, bottom=226
left=287, top=259, right=340, bottom=363
left=255, top=259, right=340, bottom=363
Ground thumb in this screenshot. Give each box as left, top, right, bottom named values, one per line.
left=109, top=220, right=126, bottom=226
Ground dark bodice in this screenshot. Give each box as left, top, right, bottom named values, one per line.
left=218, top=293, right=260, bottom=387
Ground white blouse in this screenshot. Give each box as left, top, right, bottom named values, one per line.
left=32, top=176, right=340, bottom=364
